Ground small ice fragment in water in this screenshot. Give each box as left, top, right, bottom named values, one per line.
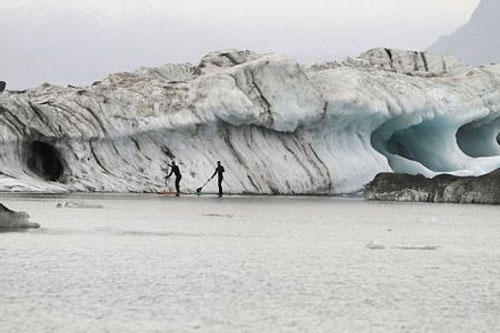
left=366, top=240, right=386, bottom=250
left=202, top=213, right=234, bottom=218
left=57, top=201, right=104, bottom=209
left=394, top=245, right=440, bottom=251
left=417, top=216, right=439, bottom=223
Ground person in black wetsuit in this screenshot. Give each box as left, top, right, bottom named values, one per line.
left=211, top=161, right=225, bottom=197
left=0, top=81, right=6, bottom=93
left=165, top=161, right=182, bottom=196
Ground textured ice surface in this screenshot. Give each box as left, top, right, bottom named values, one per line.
left=1, top=48, right=500, bottom=194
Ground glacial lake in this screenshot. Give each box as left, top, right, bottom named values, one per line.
left=1, top=194, right=499, bottom=332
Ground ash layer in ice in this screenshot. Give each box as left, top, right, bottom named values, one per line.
left=365, top=170, right=500, bottom=205
left=0, top=48, right=500, bottom=194
left=0, top=203, right=40, bottom=229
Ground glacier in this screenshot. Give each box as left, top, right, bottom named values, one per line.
left=0, top=48, right=500, bottom=194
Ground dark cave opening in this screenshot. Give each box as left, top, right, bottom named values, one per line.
left=386, top=136, right=415, bottom=161
left=372, top=117, right=463, bottom=173
left=26, top=141, right=64, bottom=182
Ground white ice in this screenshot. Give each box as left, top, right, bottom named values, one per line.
left=1, top=48, right=500, bottom=194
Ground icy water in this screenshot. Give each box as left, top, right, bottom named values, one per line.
left=1, top=194, right=500, bottom=332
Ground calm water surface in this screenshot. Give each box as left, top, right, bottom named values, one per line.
left=0, top=194, right=499, bottom=332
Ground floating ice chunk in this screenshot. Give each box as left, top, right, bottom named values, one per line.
left=367, top=240, right=440, bottom=251
left=394, top=245, right=440, bottom=251
left=366, top=240, right=386, bottom=250
left=417, top=216, right=439, bottom=223
left=0, top=203, right=40, bottom=230
left=1, top=47, right=500, bottom=195
left=202, top=213, right=235, bottom=218
left=57, top=201, right=104, bottom=209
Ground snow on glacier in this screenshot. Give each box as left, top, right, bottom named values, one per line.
left=0, top=48, right=500, bottom=194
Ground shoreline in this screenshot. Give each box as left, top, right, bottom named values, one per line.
left=3, top=191, right=500, bottom=208
left=0, top=191, right=364, bottom=200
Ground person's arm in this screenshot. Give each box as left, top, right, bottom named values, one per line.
left=211, top=167, right=218, bottom=179
left=165, top=166, right=173, bottom=179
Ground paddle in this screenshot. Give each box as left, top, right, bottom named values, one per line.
left=158, top=164, right=170, bottom=194
left=196, top=177, right=214, bottom=194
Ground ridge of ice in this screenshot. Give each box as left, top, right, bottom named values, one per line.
left=1, top=48, right=500, bottom=194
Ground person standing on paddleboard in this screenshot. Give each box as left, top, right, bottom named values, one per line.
left=165, top=161, right=182, bottom=196
left=211, top=161, right=225, bottom=197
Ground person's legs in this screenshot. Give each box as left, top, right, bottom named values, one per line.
left=175, top=177, right=181, bottom=195
left=218, top=177, right=223, bottom=197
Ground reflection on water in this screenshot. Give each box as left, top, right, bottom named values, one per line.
left=0, top=194, right=499, bottom=332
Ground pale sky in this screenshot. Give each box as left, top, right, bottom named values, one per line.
left=0, top=0, right=481, bottom=89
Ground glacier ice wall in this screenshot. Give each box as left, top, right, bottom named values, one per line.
left=1, top=48, right=500, bottom=194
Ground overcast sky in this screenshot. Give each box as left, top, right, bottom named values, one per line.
left=0, top=0, right=480, bottom=89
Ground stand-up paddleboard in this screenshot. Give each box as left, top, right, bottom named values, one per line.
left=158, top=192, right=179, bottom=196
left=159, top=164, right=174, bottom=196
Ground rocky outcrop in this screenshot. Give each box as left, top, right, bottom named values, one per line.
left=0, top=81, right=6, bottom=93
left=1, top=48, right=500, bottom=194
left=364, top=170, right=500, bottom=204
left=0, top=203, right=40, bottom=229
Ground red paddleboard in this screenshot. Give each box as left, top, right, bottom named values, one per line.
left=158, top=192, right=179, bottom=196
